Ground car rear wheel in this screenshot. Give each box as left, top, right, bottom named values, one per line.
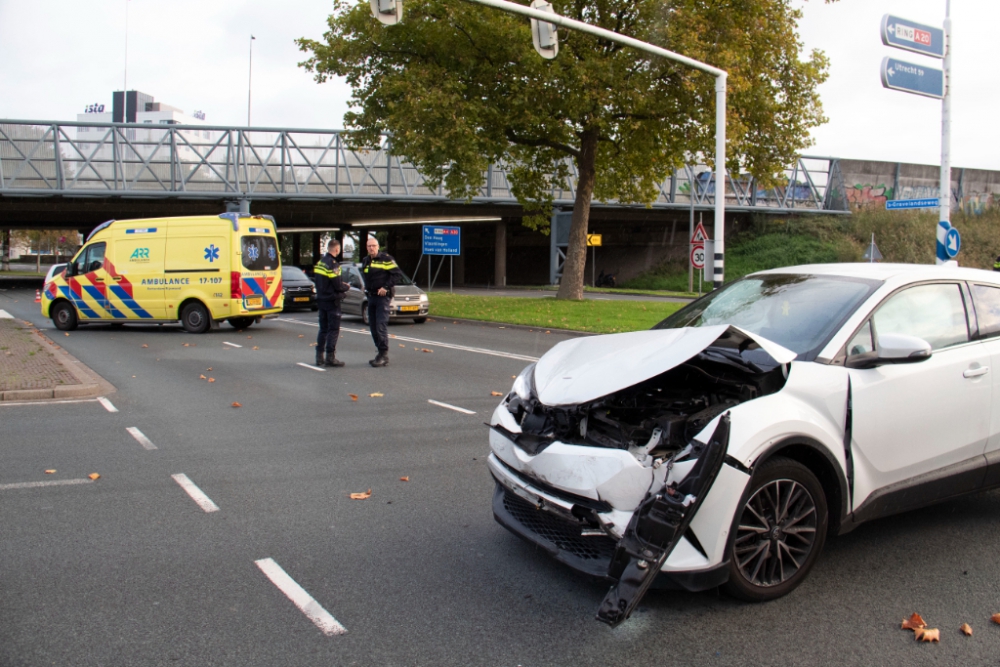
left=181, top=302, right=211, bottom=334
left=722, top=457, right=827, bottom=602
left=362, top=301, right=369, bottom=325
left=227, top=317, right=255, bottom=329
left=52, top=301, right=78, bottom=331
left=413, top=317, right=427, bottom=324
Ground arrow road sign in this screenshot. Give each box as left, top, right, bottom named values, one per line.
left=886, top=198, right=940, bottom=210
left=881, top=57, right=944, bottom=99
left=881, top=14, right=945, bottom=59
left=945, top=227, right=961, bottom=258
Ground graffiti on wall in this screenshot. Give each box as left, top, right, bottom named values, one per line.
left=845, top=184, right=894, bottom=209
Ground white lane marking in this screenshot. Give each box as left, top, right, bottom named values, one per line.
left=0, top=398, right=99, bottom=408
left=98, top=397, right=119, bottom=413
left=428, top=399, right=476, bottom=415
left=0, top=478, right=94, bottom=491
left=255, top=558, right=347, bottom=636
left=126, top=426, right=157, bottom=450
left=275, top=317, right=540, bottom=363
left=171, top=473, right=220, bottom=513
left=223, top=341, right=243, bottom=348
left=0, top=309, right=13, bottom=319
left=296, top=362, right=326, bottom=372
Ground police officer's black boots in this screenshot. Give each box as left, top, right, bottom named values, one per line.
left=369, top=352, right=389, bottom=368
left=326, top=352, right=345, bottom=368
left=315, top=350, right=325, bottom=367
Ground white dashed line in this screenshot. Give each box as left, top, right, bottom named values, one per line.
left=223, top=341, right=243, bottom=348
left=126, top=427, right=157, bottom=450
left=98, top=397, right=119, bottom=413
left=275, top=317, right=540, bottom=362
left=171, top=473, right=220, bottom=513
left=427, top=399, right=476, bottom=415
left=0, top=398, right=99, bottom=408
left=296, top=362, right=326, bottom=372
left=0, top=479, right=95, bottom=491
left=255, top=558, right=347, bottom=636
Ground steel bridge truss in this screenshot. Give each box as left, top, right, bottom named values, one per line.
left=0, top=120, right=847, bottom=213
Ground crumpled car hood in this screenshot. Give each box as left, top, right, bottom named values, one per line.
left=534, top=324, right=795, bottom=406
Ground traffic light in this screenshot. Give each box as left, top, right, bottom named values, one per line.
left=370, top=0, right=402, bottom=25
left=530, top=0, right=558, bottom=59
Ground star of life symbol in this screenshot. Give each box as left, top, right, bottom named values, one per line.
left=267, top=246, right=277, bottom=262
left=246, top=245, right=260, bottom=262
left=204, top=244, right=220, bottom=262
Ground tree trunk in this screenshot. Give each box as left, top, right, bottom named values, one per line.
left=556, top=130, right=599, bottom=300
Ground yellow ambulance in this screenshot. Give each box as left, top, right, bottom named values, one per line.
left=42, top=214, right=284, bottom=333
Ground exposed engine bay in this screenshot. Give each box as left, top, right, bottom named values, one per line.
left=501, top=343, right=788, bottom=459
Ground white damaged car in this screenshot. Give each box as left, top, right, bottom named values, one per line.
left=488, top=263, right=1000, bottom=625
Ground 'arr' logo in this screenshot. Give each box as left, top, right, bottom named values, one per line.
left=130, top=248, right=150, bottom=260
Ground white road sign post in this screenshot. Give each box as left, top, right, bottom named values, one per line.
left=371, top=0, right=730, bottom=288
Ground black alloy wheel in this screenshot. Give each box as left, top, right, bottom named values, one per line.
left=723, top=457, right=827, bottom=602
left=180, top=302, right=211, bottom=334
left=52, top=301, right=78, bottom=331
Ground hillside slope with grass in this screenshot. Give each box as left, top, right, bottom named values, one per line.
left=622, top=209, right=1000, bottom=291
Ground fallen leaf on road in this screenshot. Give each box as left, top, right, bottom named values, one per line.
left=915, top=628, right=940, bottom=643
left=232, top=402, right=242, bottom=408
left=310, top=343, right=318, bottom=347
left=298, top=335, right=304, bottom=338
left=206, top=367, right=212, bottom=371
left=208, top=378, right=215, bottom=383
left=961, top=623, right=973, bottom=636
left=399, top=344, right=406, bottom=348
left=421, top=348, right=433, bottom=353
left=349, top=394, right=358, bottom=401
left=499, top=326, right=505, bottom=329
left=491, top=391, right=504, bottom=397
left=400, top=476, right=410, bottom=482
left=132, top=375, right=136, bottom=378
left=545, top=330, right=551, bottom=334
left=390, top=334, right=397, bottom=338
left=199, top=374, right=207, bottom=379
left=141, top=344, right=148, bottom=348
left=369, top=392, right=384, bottom=398
left=902, top=613, right=927, bottom=631
left=349, top=489, right=372, bottom=500
left=44, top=469, right=56, bottom=474
left=992, top=613, right=1000, bottom=625
left=183, top=343, right=190, bottom=347
left=252, top=346, right=259, bottom=350
left=512, top=375, right=516, bottom=379
left=65, top=333, right=69, bottom=336
left=247, top=336, right=252, bottom=339
left=88, top=473, right=100, bottom=480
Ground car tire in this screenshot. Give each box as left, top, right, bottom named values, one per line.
left=227, top=317, right=255, bottom=329
left=722, top=456, right=828, bottom=602
left=413, top=317, right=427, bottom=324
left=181, top=302, right=212, bottom=334
left=52, top=301, right=78, bottom=331
left=362, top=301, right=369, bottom=325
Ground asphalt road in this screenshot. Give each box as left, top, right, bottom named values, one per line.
left=3, top=287, right=1000, bottom=666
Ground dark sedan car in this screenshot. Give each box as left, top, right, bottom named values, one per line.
left=281, top=266, right=317, bottom=311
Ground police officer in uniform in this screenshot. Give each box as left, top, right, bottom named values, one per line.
left=360, top=237, right=403, bottom=367
left=994, top=255, right=1000, bottom=272
left=313, top=239, right=350, bottom=367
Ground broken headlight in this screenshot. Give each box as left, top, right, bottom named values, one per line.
left=511, top=363, right=536, bottom=402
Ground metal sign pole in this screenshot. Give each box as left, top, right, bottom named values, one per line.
left=450, top=256, right=453, bottom=293
left=937, top=1, right=952, bottom=265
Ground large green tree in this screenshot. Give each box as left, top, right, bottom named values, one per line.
left=299, top=0, right=834, bottom=299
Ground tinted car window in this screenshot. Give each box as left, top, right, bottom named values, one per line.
left=241, top=236, right=279, bottom=271
left=73, top=242, right=106, bottom=275
left=655, top=274, right=879, bottom=358
left=282, top=266, right=309, bottom=281
left=972, top=284, right=1000, bottom=338
left=873, top=283, right=969, bottom=350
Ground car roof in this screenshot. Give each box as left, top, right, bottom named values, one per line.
left=751, top=262, right=1000, bottom=284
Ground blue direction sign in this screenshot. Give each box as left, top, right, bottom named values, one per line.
left=886, top=198, right=940, bottom=210
left=422, top=225, right=461, bottom=256
left=945, top=227, right=961, bottom=258
left=881, top=15, right=945, bottom=59
left=881, top=57, right=944, bottom=99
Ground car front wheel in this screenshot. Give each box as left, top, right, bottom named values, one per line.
left=361, top=301, right=369, bottom=325
left=52, top=301, right=78, bottom=331
left=722, top=456, right=828, bottom=602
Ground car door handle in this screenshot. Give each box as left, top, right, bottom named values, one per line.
left=964, top=367, right=990, bottom=379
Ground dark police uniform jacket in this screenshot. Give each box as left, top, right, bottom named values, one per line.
left=360, top=252, right=404, bottom=298
left=313, top=253, right=350, bottom=304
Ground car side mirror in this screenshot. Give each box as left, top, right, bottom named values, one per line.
left=846, top=333, right=932, bottom=369
left=64, top=264, right=76, bottom=277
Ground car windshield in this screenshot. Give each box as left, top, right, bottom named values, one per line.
left=282, top=266, right=309, bottom=281
left=654, top=273, right=881, bottom=359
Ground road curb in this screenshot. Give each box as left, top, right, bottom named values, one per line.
left=427, top=316, right=595, bottom=337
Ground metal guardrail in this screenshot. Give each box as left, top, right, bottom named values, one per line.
left=0, top=120, right=847, bottom=213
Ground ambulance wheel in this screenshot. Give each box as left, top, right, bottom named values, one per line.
left=52, top=301, right=78, bottom=331
left=227, top=317, right=255, bottom=329
left=181, top=302, right=211, bottom=334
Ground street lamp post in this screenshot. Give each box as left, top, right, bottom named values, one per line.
left=371, top=0, right=729, bottom=288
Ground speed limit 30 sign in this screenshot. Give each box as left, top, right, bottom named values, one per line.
left=691, top=244, right=706, bottom=270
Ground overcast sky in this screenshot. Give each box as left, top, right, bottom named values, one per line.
left=1, top=0, right=994, bottom=169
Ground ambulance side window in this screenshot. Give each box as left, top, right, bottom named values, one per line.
left=74, top=243, right=106, bottom=275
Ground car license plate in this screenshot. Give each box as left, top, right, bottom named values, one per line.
left=245, top=296, right=263, bottom=308
left=294, top=297, right=310, bottom=302
left=399, top=305, right=419, bottom=313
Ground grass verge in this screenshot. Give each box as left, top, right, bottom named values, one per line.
left=0, top=270, right=45, bottom=277
left=428, top=292, right=684, bottom=334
